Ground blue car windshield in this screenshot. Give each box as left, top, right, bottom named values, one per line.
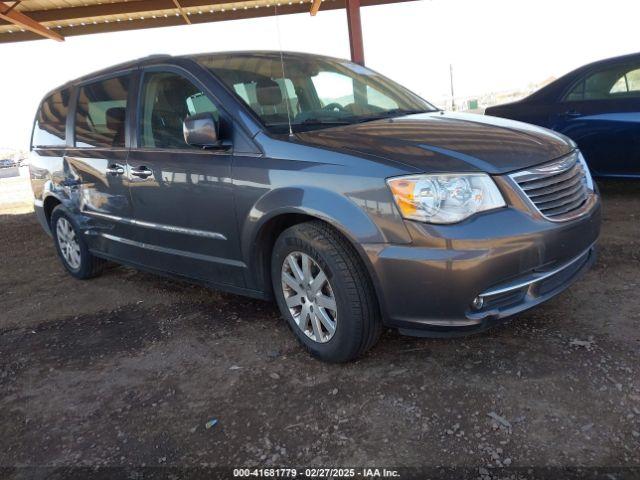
left=194, top=52, right=437, bottom=133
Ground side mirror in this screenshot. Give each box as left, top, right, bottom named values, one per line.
left=183, top=113, right=221, bottom=148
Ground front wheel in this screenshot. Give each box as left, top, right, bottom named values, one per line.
left=271, top=221, right=382, bottom=363
left=51, top=206, right=105, bottom=279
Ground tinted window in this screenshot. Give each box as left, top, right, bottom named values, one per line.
left=75, top=76, right=129, bottom=148
left=565, top=80, right=585, bottom=102
left=565, top=63, right=640, bottom=101
left=140, top=72, right=219, bottom=149
left=32, top=89, right=70, bottom=147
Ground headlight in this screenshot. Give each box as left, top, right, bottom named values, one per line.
left=387, top=173, right=506, bottom=224
left=576, top=150, right=594, bottom=191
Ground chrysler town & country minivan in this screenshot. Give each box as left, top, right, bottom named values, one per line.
left=29, top=52, right=601, bottom=362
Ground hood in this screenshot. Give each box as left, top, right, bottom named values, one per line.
left=294, top=111, right=573, bottom=175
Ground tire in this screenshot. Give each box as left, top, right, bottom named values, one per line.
left=51, top=205, right=105, bottom=279
left=271, top=220, right=382, bottom=363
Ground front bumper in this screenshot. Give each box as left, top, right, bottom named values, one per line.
left=363, top=192, right=601, bottom=336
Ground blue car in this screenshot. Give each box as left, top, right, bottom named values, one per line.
left=485, top=53, right=640, bottom=178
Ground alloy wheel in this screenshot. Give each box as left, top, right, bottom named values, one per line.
left=281, top=251, right=338, bottom=343
left=56, top=217, right=81, bottom=270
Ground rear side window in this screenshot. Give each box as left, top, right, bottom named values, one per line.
left=75, top=76, right=129, bottom=148
left=32, top=89, right=70, bottom=148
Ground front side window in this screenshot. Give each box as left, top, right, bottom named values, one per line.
left=32, top=89, right=71, bottom=148
left=610, top=68, right=640, bottom=94
left=75, top=76, right=129, bottom=148
left=196, top=53, right=435, bottom=133
left=565, top=63, right=640, bottom=101
left=140, top=72, right=219, bottom=149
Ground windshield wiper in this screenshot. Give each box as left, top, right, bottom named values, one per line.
left=354, top=109, right=437, bottom=123
left=290, top=119, right=354, bottom=132
left=298, top=118, right=353, bottom=125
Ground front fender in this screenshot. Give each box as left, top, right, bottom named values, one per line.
left=242, top=186, right=389, bottom=260
left=241, top=185, right=405, bottom=297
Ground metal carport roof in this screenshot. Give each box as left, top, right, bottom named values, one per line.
left=0, top=0, right=417, bottom=65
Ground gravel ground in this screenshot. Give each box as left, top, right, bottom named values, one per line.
left=0, top=175, right=639, bottom=478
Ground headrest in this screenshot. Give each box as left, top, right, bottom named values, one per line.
left=256, top=78, right=283, bottom=107
left=106, top=107, right=126, bottom=132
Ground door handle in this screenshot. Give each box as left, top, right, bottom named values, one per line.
left=130, top=166, right=153, bottom=178
left=564, top=110, right=582, bottom=118
left=106, top=164, right=125, bottom=175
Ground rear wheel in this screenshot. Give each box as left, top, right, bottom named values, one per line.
left=51, top=206, right=105, bottom=279
left=271, top=221, right=382, bottom=363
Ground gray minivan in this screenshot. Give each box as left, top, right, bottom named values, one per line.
left=30, top=52, right=601, bottom=362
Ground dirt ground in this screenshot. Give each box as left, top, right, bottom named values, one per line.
left=0, top=172, right=639, bottom=478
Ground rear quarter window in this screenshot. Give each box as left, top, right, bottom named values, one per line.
left=32, top=89, right=71, bottom=148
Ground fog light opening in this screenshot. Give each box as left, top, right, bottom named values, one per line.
left=472, top=296, right=484, bottom=311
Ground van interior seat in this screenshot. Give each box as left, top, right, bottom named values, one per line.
left=149, top=78, right=196, bottom=148
left=255, top=78, right=290, bottom=125
left=256, top=78, right=283, bottom=107
left=105, top=107, right=126, bottom=148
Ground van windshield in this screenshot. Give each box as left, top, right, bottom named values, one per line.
left=194, top=53, right=437, bottom=133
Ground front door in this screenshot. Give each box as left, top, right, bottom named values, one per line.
left=126, top=68, right=244, bottom=286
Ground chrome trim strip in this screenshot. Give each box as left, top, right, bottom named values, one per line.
left=510, top=152, right=578, bottom=182
left=84, top=210, right=226, bottom=241
left=509, top=151, right=594, bottom=222
left=98, top=232, right=246, bottom=268
left=479, top=246, right=593, bottom=298
left=409, top=319, right=484, bottom=327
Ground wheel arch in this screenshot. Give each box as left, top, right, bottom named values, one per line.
left=242, top=187, right=388, bottom=310
left=43, top=194, right=63, bottom=227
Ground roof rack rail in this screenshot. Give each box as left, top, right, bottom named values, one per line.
left=69, top=53, right=173, bottom=84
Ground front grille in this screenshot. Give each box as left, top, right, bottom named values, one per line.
left=510, top=152, right=589, bottom=219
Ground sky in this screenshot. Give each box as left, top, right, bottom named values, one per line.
left=1, top=0, right=639, bottom=151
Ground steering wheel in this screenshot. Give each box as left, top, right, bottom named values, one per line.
left=322, top=102, right=346, bottom=112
